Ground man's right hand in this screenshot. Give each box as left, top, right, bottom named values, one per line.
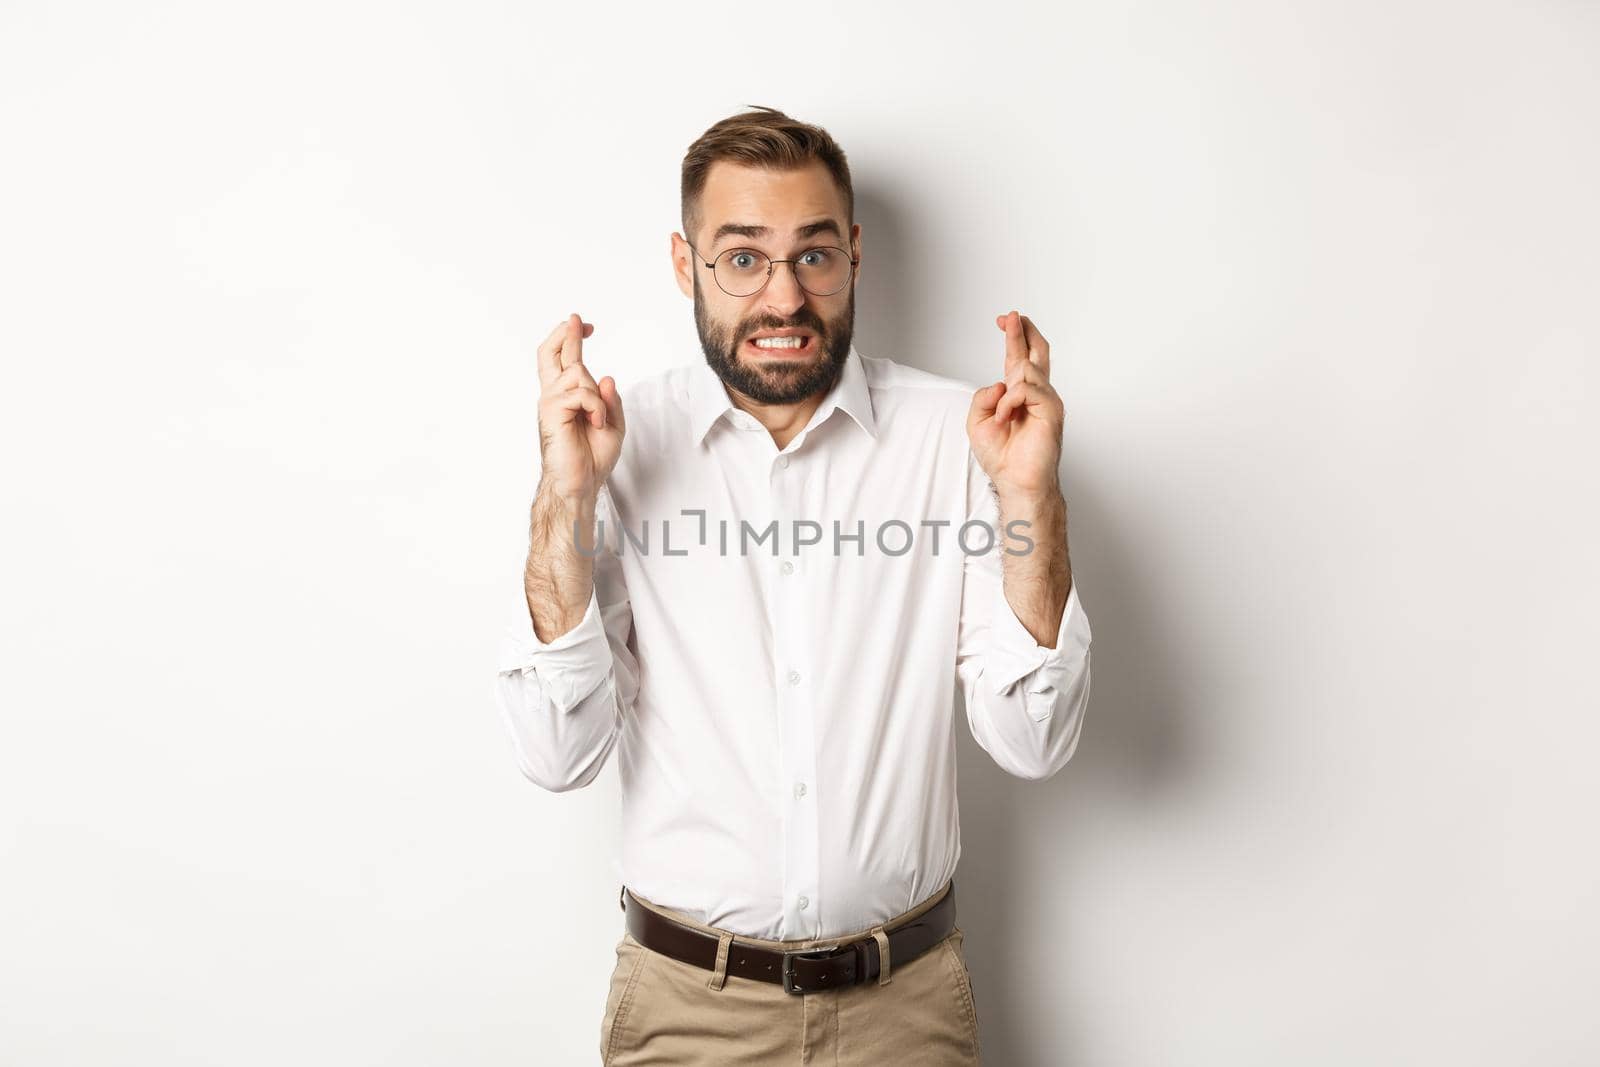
left=536, top=313, right=626, bottom=505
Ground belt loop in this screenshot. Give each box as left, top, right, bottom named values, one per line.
left=870, top=925, right=892, bottom=985
left=707, top=931, right=735, bottom=991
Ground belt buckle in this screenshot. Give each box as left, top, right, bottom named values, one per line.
left=781, top=943, right=856, bottom=995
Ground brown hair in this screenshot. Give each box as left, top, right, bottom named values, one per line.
left=680, top=105, right=854, bottom=249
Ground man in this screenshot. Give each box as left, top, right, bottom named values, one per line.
left=496, top=106, right=1092, bottom=1065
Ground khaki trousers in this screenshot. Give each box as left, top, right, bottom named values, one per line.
left=599, top=878, right=982, bottom=1065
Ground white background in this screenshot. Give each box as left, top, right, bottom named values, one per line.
left=2, top=2, right=1596, bottom=1064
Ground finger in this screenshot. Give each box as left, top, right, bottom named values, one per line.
left=1020, top=315, right=1050, bottom=375
left=557, top=360, right=601, bottom=393
left=536, top=320, right=569, bottom=388
left=537, top=318, right=593, bottom=386
left=550, top=384, right=607, bottom=429
left=1006, top=359, right=1046, bottom=392
left=994, top=383, right=1023, bottom=424
left=1005, top=378, right=1063, bottom=425
left=555, top=361, right=612, bottom=432
left=558, top=312, right=588, bottom=373
left=995, top=379, right=1045, bottom=424
left=999, top=309, right=1028, bottom=376
left=598, top=376, right=626, bottom=435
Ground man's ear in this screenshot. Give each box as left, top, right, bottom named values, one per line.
left=671, top=233, right=694, bottom=298
left=851, top=222, right=862, bottom=283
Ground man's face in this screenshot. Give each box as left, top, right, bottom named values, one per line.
left=682, top=161, right=860, bottom=405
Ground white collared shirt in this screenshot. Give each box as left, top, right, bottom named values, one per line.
left=495, top=344, right=1092, bottom=940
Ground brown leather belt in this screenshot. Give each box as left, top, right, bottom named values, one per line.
left=619, top=883, right=958, bottom=995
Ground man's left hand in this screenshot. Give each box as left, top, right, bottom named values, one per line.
left=966, top=310, right=1066, bottom=499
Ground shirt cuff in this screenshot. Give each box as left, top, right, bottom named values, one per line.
left=496, top=584, right=613, bottom=714
left=983, top=579, right=1092, bottom=698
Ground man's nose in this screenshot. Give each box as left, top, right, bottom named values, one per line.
left=762, top=261, right=808, bottom=317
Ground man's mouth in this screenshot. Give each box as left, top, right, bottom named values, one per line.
left=744, top=331, right=817, bottom=358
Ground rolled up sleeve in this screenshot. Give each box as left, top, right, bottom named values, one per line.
left=497, top=583, right=615, bottom=714
left=495, top=485, right=639, bottom=792
left=956, top=452, right=1093, bottom=781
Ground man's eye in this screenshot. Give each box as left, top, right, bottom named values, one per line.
left=730, top=252, right=760, bottom=269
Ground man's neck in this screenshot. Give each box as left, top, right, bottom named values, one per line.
left=727, top=389, right=824, bottom=452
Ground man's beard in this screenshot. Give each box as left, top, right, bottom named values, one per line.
left=694, top=273, right=854, bottom=405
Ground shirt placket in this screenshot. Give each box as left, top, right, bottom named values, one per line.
left=770, top=442, right=821, bottom=939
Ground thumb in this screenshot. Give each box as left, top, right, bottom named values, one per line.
left=967, top=381, right=1005, bottom=427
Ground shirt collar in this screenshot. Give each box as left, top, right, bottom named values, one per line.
left=688, top=342, right=877, bottom=448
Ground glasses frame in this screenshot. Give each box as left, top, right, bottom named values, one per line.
left=685, top=240, right=859, bottom=298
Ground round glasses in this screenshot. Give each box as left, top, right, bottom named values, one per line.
left=686, top=241, right=858, bottom=298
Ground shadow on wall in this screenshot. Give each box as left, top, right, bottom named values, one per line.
left=853, top=177, right=1201, bottom=1065
left=849, top=180, right=945, bottom=379
left=951, top=469, right=1199, bottom=1065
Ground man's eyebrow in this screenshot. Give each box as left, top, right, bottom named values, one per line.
left=710, top=218, right=843, bottom=245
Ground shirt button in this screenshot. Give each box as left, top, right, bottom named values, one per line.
left=786, top=669, right=801, bottom=686
left=780, top=560, right=794, bottom=575
left=778, top=455, right=790, bottom=468
left=794, top=781, right=807, bottom=798
left=798, top=895, right=810, bottom=910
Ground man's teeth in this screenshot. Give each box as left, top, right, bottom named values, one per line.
left=751, top=336, right=807, bottom=349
